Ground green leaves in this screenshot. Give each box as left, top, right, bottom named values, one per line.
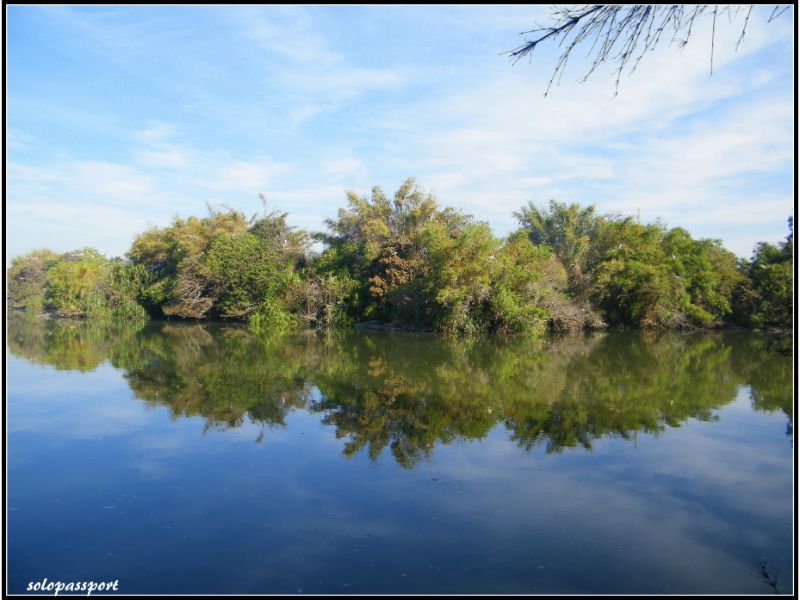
left=733, top=222, right=793, bottom=330
left=6, top=182, right=791, bottom=334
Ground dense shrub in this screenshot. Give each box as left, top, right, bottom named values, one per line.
left=6, top=180, right=793, bottom=334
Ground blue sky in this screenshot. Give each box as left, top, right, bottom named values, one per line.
left=6, top=5, right=794, bottom=260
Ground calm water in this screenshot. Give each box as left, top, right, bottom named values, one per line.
left=6, top=316, right=794, bottom=594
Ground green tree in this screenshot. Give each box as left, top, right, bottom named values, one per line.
left=732, top=217, right=793, bottom=329
left=6, top=249, right=60, bottom=312
left=422, top=221, right=500, bottom=334
left=315, top=178, right=473, bottom=325
left=128, top=206, right=309, bottom=322
left=45, top=248, right=110, bottom=318
left=204, top=232, right=284, bottom=319
left=127, top=207, right=252, bottom=316
left=515, top=200, right=601, bottom=300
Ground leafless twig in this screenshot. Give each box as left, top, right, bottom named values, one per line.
left=504, top=5, right=791, bottom=96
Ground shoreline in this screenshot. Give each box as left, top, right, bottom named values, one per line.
left=7, top=309, right=791, bottom=337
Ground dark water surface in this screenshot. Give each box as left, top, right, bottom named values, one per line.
left=6, top=316, right=794, bottom=594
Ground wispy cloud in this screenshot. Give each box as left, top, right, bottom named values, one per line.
left=236, top=5, right=338, bottom=65
left=5, top=5, right=793, bottom=261
left=352, top=8, right=793, bottom=255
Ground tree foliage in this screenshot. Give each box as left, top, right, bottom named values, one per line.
left=7, top=248, right=148, bottom=320
left=731, top=217, right=793, bottom=329
left=7, top=249, right=60, bottom=312
left=126, top=206, right=309, bottom=322
left=6, top=179, right=793, bottom=335
left=512, top=202, right=765, bottom=330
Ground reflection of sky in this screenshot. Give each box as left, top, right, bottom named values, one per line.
left=6, top=352, right=793, bottom=594
left=7, top=357, right=155, bottom=439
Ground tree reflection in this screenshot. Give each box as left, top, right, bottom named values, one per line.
left=7, top=314, right=143, bottom=372
left=118, top=324, right=314, bottom=429
left=7, top=314, right=793, bottom=466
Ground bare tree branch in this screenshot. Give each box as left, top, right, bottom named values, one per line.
left=504, top=5, right=792, bottom=96
left=736, top=5, right=753, bottom=51
left=710, top=5, right=718, bottom=76
left=768, top=5, right=791, bottom=21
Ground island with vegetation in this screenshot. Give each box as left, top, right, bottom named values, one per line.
left=6, top=178, right=793, bottom=335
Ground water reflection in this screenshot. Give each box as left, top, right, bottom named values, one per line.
left=7, top=314, right=792, bottom=466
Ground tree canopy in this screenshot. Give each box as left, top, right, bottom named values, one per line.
left=7, top=178, right=794, bottom=334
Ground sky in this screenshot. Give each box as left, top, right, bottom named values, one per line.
left=5, top=5, right=795, bottom=261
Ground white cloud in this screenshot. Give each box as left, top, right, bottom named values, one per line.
left=197, top=158, right=294, bottom=194
left=6, top=129, right=41, bottom=150
left=134, top=120, right=181, bottom=144
left=136, top=147, right=190, bottom=169
left=231, top=6, right=409, bottom=125
left=322, top=157, right=363, bottom=181
left=236, top=5, right=338, bottom=65
left=8, top=160, right=167, bottom=207
left=8, top=202, right=150, bottom=238
left=5, top=6, right=793, bottom=262
left=354, top=8, right=793, bottom=256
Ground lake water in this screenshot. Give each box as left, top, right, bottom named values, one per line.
left=6, top=316, right=794, bottom=594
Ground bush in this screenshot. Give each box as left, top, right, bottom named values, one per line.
left=6, top=249, right=59, bottom=312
